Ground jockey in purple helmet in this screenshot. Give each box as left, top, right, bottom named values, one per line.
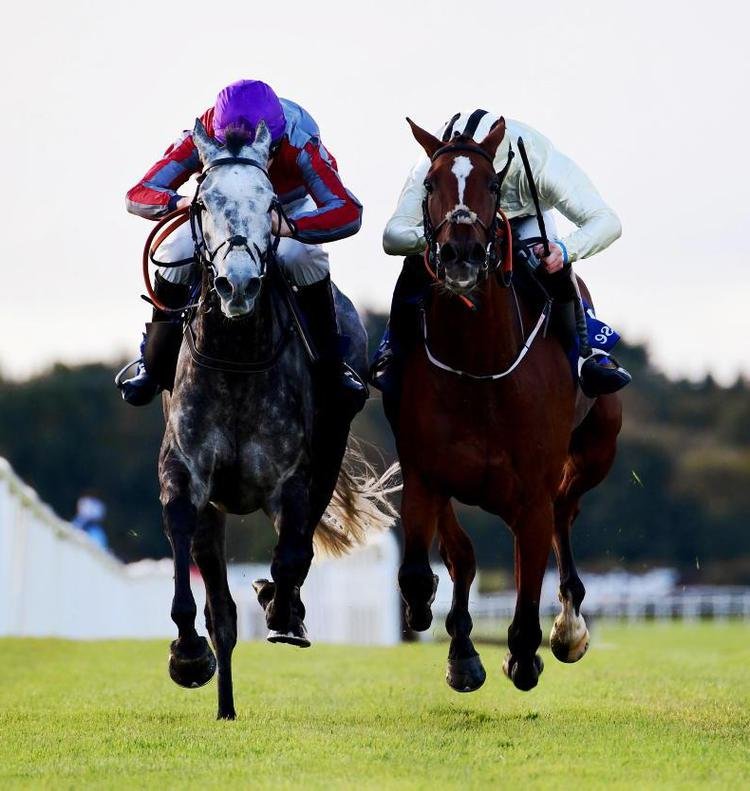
left=119, top=79, right=366, bottom=407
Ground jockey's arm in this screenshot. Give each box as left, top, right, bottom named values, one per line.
left=126, top=131, right=201, bottom=220
left=536, top=148, right=622, bottom=264
left=382, top=156, right=430, bottom=255
left=288, top=140, right=363, bottom=245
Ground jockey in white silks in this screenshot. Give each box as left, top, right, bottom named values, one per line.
left=372, top=109, right=631, bottom=398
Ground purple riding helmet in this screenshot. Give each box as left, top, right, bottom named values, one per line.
left=213, top=79, right=287, bottom=147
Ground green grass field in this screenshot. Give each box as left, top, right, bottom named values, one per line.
left=1, top=622, right=748, bottom=789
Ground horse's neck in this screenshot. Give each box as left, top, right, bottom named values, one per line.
left=426, top=278, right=525, bottom=374
left=195, top=285, right=281, bottom=362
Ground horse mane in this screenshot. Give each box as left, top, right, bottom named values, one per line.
left=223, top=123, right=253, bottom=155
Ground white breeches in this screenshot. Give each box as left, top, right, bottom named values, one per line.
left=154, top=198, right=330, bottom=288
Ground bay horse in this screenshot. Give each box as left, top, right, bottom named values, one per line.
left=390, top=118, right=622, bottom=693
left=156, top=119, right=394, bottom=719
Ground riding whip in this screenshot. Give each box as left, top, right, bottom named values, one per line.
left=517, top=137, right=550, bottom=257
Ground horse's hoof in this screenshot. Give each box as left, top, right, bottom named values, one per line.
left=403, top=573, right=439, bottom=632
left=405, top=605, right=433, bottom=632
left=502, top=652, right=544, bottom=691
left=446, top=654, right=486, bottom=693
left=217, top=708, right=237, bottom=721
left=252, top=578, right=275, bottom=609
left=168, top=636, right=216, bottom=689
left=550, top=610, right=589, bottom=663
left=267, top=628, right=311, bottom=648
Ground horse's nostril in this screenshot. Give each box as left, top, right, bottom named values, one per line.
left=440, top=242, right=458, bottom=264
left=469, top=242, right=486, bottom=264
left=215, top=276, right=233, bottom=300
left=244, top=277, right=262, bottom=300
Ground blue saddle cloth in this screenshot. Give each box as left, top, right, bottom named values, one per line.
left=584, top=300, right=620, bottom=353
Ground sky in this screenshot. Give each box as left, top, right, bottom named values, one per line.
left=0, top=0, right=748, bottom=383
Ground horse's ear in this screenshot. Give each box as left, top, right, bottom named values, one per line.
left=193, top=118, right=220, bottom=164
left=252, top=120, right=272, bottom=160
left=406, top=117, right=442, bottom=158
left=479, top=117, right=506, bottom=159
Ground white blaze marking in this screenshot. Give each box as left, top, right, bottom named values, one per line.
left=451, top=155, right=473, bottom=208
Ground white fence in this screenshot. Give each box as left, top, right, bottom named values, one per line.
left=430, top=568, right=750, bottom=640
left=0, top=458, right=401, bottom=644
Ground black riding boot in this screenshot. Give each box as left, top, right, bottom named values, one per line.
left=295, top=275, right=368, bottom=415
left=370, top=254, right=432, bottom=394
left=117, top=273, right=190, bottom=406
left=546, top=267, right=631, bottom=397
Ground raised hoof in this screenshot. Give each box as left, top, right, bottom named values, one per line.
left=168, top=636, right=216, bottom=689
left=502, top=652, right=544, bottom=692
left=446, top=654, right=487, bottom=693
left=550, top=621, right=590, bottom=664
left=403, top=573, right=439, bottom=632
left=267, top=629, right=311, bottom=648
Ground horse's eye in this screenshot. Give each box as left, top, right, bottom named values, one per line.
left=490, top=179, right=500, bottom=193
left=423, top=180, right=434, bottom=194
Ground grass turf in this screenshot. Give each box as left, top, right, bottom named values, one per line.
left=1, top=622, right=748, bottom=789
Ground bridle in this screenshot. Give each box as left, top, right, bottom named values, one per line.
left=136, top=155, right=315, bottom=377
left=190, top=157, right=283, bottom=283
left=419, top=138, right=554, bottom=380
left=422, top=139, right=515, bottom=300
left=143, top=156, right=287, bottom=314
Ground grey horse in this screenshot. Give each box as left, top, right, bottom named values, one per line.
left=158, top=120, right=394, bottom=719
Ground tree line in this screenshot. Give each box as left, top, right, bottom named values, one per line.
left=1, top=315, right=748, bottom=583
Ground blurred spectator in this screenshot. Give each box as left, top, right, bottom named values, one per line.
left=72, top=495, right=109, bottom=551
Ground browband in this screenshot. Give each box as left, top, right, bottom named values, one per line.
left=430, top=142, right=495, bottom=166
left=200, top=157, right=270, bottom=180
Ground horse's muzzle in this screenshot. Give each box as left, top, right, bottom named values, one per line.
left=216, top=275, right=262, bottom=318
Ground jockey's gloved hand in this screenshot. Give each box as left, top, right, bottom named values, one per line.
left=533, top=241, right=567, bottom=274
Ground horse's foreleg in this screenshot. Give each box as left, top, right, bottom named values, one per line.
left=551, top=394, right=621, bottom=663
left=438, top=504, right=485, bottom=692
left=263, top=473, right=314, bottom=647
left=164, top=495, right=216, bottom=688
left=551, top=489, right=589, bottom=664
left=398, top=471, right=444, bottom=632
left=192, top=505, right=237, bottom=719
left=503, top=502, right=554, bottom=691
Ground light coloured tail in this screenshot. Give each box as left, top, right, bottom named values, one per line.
left=314, top=436, right=401, bottom=557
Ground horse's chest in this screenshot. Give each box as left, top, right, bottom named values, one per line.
left=400, top=361, right=567, bottom=507
left=169, top=378, right=308, bottom=494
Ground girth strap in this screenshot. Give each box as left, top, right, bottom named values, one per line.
left=183, top=321, right=295, bottom=374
